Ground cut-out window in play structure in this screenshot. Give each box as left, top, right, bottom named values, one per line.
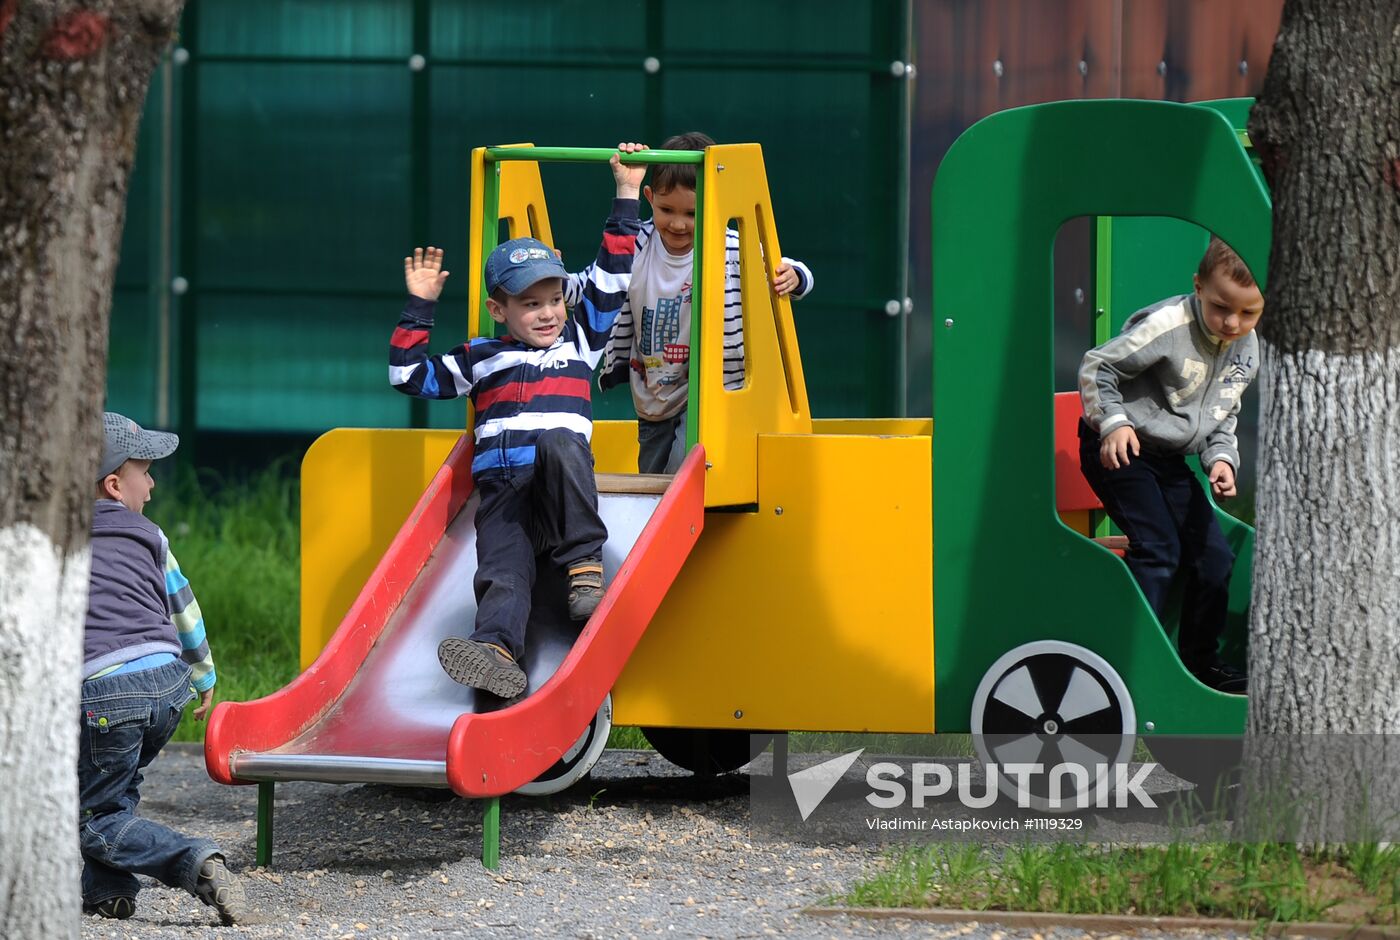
left=1052, top=215, right=1260, bottom=545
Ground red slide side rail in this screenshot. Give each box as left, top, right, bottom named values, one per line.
left=446, top=446, right=707, bottom=797
left=204, top=434, right=476, bottom=785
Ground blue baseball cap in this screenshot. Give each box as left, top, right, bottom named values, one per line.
left=484, top=237, right=567, bottom=296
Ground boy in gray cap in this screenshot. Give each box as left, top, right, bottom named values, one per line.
left=79, top=412, right=244, bottom=924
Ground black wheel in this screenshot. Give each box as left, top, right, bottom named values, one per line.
left=640, top=727, right=774, bottom=775
left=972, top=641, right=1136, bottom=812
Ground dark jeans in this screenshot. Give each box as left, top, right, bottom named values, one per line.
left=637, top=411, right=686, bottom=474
left=471, top=428, right=607, bottom=658
left=1077, top=420, right=1235, bottom=671
left=78, top=659, right=217, bottom=906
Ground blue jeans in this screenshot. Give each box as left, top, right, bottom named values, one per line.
left=637, top=411, right=685, bottom=474
left=1077, top=420, right=1235, bottom=671
left=78, top=659, right=218, bottom=906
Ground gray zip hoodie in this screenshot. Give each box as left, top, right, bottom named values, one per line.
left=1079, top=293, right=1258, bottom=470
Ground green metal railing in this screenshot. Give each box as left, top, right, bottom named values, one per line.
left=484, top=147, right=704, bottom=165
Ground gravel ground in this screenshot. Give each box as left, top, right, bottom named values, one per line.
left=79, top=745, right=1248, bottom=940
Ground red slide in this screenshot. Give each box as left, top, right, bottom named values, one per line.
left=204, top=435, right=705, bottom=797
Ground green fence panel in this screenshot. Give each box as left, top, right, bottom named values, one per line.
left=108, top=0, right=911, bottom=441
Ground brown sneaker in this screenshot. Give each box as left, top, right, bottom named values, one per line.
left=193, top=854, right=245, bottom=925
left=438, top=637, right=528, bottom=697
left=567, top=559, right=605, bottom=621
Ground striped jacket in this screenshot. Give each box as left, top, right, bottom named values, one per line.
left=84, top=500, right=217, bottom=692
left=596, top=222, right=813, bottom=393
left=390, top=199, right=641, bottom=480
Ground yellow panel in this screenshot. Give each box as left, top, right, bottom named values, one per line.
left=613, top=433, right=934, bottom=733
left=592, top=419, right=639, bottom=474
left=697, top=145, right=812, bottom=506
left=467, top=144, right=555, bottom=348
left=812, top=417, right=933, bottom=436
left=300, top=429, right=463, bottom=669
left=498, top=151, right=553, bottom=244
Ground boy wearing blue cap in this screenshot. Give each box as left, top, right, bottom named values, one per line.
left=81, top=413, right=244, bottom=924
left=390, top=145, right=646, bottom=698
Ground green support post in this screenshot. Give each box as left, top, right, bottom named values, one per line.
left=1093, top=216, right=1114, bottom=540
left=685, top=163, right=704, bottom=452
left=481, top=797, right=500, bottom=869
left=256, top=781, right=274, bottom=868
left=476, top=162, right=502, bottom=336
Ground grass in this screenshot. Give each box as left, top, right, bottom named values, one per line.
left=839, top=841, right=1400, bottom=926
left=147, top=465, right=301, bottom=741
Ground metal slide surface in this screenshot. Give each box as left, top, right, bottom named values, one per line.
left=206, top=439, right=705, bottom=797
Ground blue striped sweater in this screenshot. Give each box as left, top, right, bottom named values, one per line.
left=390, top=199, right=641, bottom=480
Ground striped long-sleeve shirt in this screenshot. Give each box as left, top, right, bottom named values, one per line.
left=390, top=199, right=641, bottom=480
left=165, top=548, right=215, bottom=691
left=596, top=222, right=813, bottom=399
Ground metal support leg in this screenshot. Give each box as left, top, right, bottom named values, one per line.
left=772, top=732, right=790, bottom=780
left=481, top=797, right=500, bottom=869
left=256, top=781, right=275, bottom=868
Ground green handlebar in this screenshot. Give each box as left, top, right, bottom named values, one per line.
left=484, top=147, right=705, bottom=164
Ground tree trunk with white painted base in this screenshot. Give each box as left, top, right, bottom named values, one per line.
left=0, top=1, right=184, bottom=935
left=1243, top=0, right=1400, bottom=841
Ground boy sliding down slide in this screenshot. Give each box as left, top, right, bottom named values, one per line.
left=389, top=145, right=646, bottom=698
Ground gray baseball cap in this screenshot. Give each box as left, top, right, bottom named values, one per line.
left=99, top=412, right=179, bottom=479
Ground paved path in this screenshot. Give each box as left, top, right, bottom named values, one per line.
left=79, top=745, right=1243, bottom=939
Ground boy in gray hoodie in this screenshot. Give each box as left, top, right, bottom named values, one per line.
left=1078, top=237, right=1263, bottom=695
left=79, top=413, right=245, bottom=924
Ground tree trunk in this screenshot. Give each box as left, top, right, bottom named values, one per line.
left=0, top=2, right=184, bottom=935
left=1244, top=0, right=1400, bottom=840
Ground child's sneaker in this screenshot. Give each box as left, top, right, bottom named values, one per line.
left=1191, top=660, right=1248, bottom=695
left=193, top=854, right=245, bottom=925
left=84, top=897, right=136, bottom=919
left=567, top=559, right=605, bottom=621
left=438, top=638, right=528, bottom=697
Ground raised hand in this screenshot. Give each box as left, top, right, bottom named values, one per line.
left=611, top=142, right=649, bottom=199
left=405, top=246, right=451, bottom=301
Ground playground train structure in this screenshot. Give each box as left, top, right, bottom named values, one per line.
left=206, top=98, right=1268, bottom=867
